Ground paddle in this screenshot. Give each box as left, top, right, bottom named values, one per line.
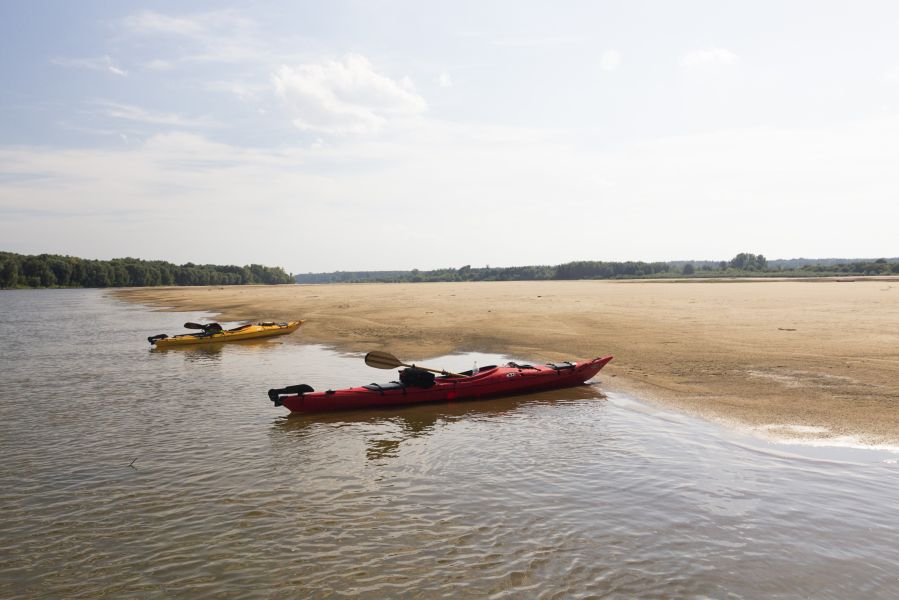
left=364, top=351, right=466, bottom=378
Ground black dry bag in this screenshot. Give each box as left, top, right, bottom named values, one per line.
left=399, top=368, right=436, bottom=388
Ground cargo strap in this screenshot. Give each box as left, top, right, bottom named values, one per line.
left=363, top=381, right=406, bottom=395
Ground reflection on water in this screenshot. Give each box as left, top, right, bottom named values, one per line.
left=150, top=336, right=291, bottom=362
left=2, top=289, right=899, bottom=600
left=272, top=386, right=605, bottom=462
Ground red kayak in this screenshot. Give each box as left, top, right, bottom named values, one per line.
left=268, top=356, right=613, bottom=413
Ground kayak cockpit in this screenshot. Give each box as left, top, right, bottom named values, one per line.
left=363, top=365, right=502, bottom=392
left=437, top=365, right=498, bottom=380
left=362, top=381, right=407, bottom=392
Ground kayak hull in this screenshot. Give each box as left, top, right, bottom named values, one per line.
left=152, top=320, right=303, bottom=348
left=274, top=356, right=613, bottom=413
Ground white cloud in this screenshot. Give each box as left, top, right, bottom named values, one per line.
left=94, top=101, right=220, bottom=128
left=121, top=10, right=263, bottom=65
left=273, top=54, right=427, bottom=135
left=491, top=35, right=586, bottom=47
left=203, top=80, right=268, bottom=102
left=4, top=115, right=899, bottom=269
left=144, top=59, right=174, bottom=71
left=680, top=47, right=737, bottom=69
left=123, top=11, right=204, bottom=37
left=51, top=55, right=127, bottom=76
left=436, top=72, right=453, bottom=88
left=883, top=66, right=899, bottom=84
left=600, top=50, right=620, bottom=71
left=123, top=10, right=252, bottom=39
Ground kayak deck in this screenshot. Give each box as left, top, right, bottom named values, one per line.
left=270, top=356, right=612, bottom=413
left=150, top=320, right=304, bottom=347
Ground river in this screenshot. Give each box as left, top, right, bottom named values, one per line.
left=1, top=289, right=897, bottom=599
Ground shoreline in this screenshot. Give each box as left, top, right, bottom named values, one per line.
left=112, top=278, right=899, bottom=445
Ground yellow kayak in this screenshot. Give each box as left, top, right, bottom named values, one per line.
left=148, top=320, right=304, bottom=348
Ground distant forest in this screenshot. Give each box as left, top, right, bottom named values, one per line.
left=0, top=252, right=294, bottom=288
left=5, top=251, right=896, bottom=289
left=296, top=253, right=899, bottom=284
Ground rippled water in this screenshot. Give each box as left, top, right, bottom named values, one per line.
left=2, top=289, right=898, bottom=599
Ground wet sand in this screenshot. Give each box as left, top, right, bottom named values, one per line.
left=113, top=279, right=899, bottom=444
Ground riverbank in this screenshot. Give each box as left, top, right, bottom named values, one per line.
left=113, top=278, right=899, bottom=445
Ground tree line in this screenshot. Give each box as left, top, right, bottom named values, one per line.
left=296, top=253, right=899, bottom=283
left=9, top=250, right=892, bottom=289
left=0, top=252, right=294, bottom=288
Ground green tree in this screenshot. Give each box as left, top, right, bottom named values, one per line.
left=21, top=255, right=55, bottom=286
left=0, top=255, right=20, bottom=287
left=729, top=253, right=767, bottom=271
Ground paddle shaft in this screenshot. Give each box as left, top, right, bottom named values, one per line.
left=364, top=351, right=466, bottom=378
left=396, top=361, right=466, bottom=378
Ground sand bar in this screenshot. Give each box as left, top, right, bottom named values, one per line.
left=114, top=279, right=899, bottom=445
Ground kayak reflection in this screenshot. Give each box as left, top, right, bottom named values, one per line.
left=270, top=384, right=606, bottom=462
left=149, top=336, right=292, bottom=362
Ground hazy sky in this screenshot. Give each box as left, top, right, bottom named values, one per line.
left=2, top=1, right=898, bottom=272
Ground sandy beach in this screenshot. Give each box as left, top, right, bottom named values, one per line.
left=114, top=279, right=899, bottom=445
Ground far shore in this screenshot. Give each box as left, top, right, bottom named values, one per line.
left=113, top=278, right=899, bottom=445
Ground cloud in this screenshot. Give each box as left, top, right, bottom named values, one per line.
left=1, top=127, right=589, bottom=267
left=203, top=80, right=269, bottom=102
left=123, top=9, right=253, bottom=39
left=491, top=35, right=586, bottom=47
left=94, top=101, right=220, bottom=128
left=600, top=50, right=620, bottom=71
left=273, top=54, right=427, bottom=135
left=436, top=72, right=453, bottom=88
left=3, top=116, right=899, bottom=268
left=680, top=47, right=737, bottom=69
left=883, top=66, right=899, bottom=85
left=144, top=59, right=174, bottom=71
left=51, top=55, right=127, bottom=76
left=121, top=9, right=263, bottom=65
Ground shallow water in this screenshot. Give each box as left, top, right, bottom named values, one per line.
left=1, top=289, right=898, bottom=599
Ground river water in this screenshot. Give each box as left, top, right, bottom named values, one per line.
left=1, top=289, right=898, bottom=599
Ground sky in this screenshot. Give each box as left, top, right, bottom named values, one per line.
left=1, top=1, right=898, bottom=273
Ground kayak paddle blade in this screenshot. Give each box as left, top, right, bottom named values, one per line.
left=364, top=351, right=466, bottom=378
left=364, top=351, right=404, bottom=370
